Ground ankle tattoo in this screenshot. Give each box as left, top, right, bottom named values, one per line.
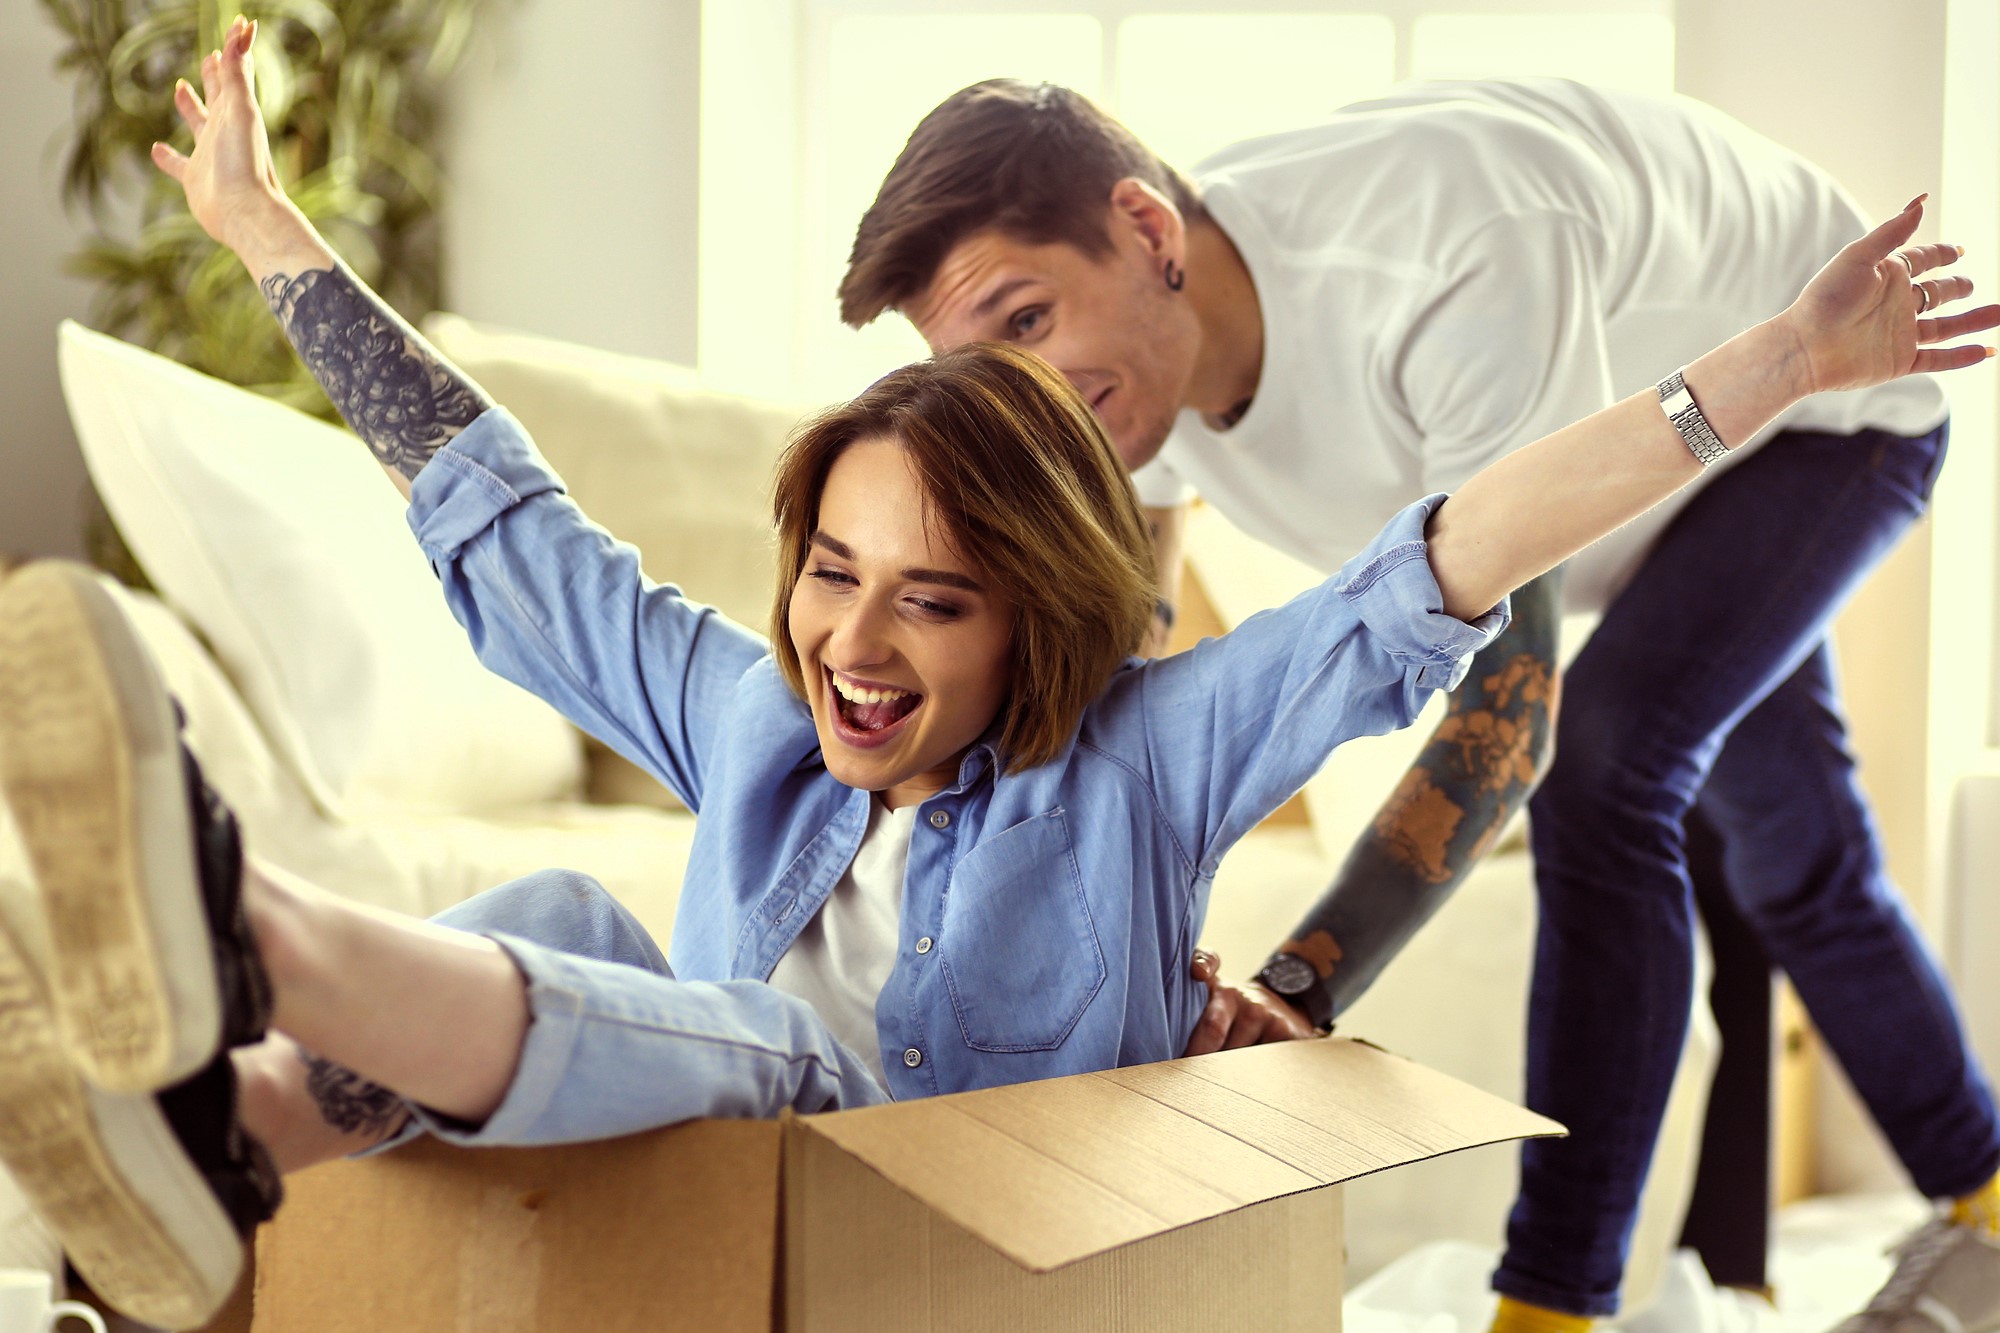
left=297, top=1047, right=407, bottom=1139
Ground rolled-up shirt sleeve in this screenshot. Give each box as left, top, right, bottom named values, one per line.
left=407, top=408, right=769, bottom=810
left=1121, top=493, right=1507, bottom=873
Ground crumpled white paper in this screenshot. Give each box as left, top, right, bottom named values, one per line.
left=1343, top=1193, right=1931, bottom=1333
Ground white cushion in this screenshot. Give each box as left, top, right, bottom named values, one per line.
left=423, top=313, right=818, bottom=633
left=111, top=578, right=695, bottom=935
left=57, top=321, right=584, bottom=819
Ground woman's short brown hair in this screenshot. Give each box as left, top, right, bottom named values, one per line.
left=839, top=80, right=1203, bottom=329
left=770, top=343, right=1157, bottom=772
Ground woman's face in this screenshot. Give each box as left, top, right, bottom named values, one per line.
left=788, top=434, right=1016, bottom=809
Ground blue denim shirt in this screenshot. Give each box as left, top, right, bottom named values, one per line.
left=408, top=409, right=1507, bottom=1102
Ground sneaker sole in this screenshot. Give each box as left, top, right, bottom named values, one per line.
left=0, top=903, right=242, bottom=1328
left=0, top=564, right=220, bottom=1093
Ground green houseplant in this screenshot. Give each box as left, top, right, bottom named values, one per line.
left=42, top=0, right=489, bottom=415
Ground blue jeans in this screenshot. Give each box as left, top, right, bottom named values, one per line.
left=1495, top=423, right=2000, bottom=1317
left=369, top=870, right=887, bottom=1155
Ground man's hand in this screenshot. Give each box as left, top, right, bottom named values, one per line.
left=1183, top=949, right=1317, bottom=1056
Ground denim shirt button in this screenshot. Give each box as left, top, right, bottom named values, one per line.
left=903, top=1048, right=923, bottom=1068
left=915, top=936, right=933, bottom=955
left=928, top=810, right=951, bottom=830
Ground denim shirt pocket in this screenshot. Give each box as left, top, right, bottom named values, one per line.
left=938, top=808, right=1107, bottom=1052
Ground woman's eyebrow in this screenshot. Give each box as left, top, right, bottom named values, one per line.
left=904, top=567, right=984, bottom=594
left=809, top=531, right=984, bottom=594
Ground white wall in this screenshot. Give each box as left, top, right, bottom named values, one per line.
left=1676, top=0, right=2000, bottom=1198
left=0, top=10, right=109, bottom=562
left=439, top=0, right=700, bottom=366
left=1938, top=0, right=2000, bottom=1181
left=0, top=2, right=701, bottom=569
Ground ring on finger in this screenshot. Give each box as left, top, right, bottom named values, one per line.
left=1915, top=281, right=1933, bottom=313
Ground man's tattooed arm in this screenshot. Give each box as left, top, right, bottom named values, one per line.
left=1254, top=568, right=1565, bottom=1028
left=297, top=1046, right=411, bottom=1142
left=260, top=266, right=493, bottom=483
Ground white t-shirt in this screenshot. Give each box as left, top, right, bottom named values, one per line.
left=1134, top=78, right=1947, bottom=612
left=766, top=798, right=915, bottom=1087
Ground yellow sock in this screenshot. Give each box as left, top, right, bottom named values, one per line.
left=1951, top=1170, right=2000, bottom=1237
left=1490, top=1296, right=1596, bottom=1333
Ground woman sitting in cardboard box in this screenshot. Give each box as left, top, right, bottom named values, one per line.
left=1, top=18, right=1993, bottom=1329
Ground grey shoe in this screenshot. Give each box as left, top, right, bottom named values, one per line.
left=0, top=563, right=271, bottom=1095
left=0, top=866, right=276, bottom=1329
left=1832, top=1216, right=2000, bottom=1332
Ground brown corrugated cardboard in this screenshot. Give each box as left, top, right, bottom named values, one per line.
left=249, top=1038, right=1561, bottom=1332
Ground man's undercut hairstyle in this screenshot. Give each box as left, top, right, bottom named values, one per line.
left=839, top=79, right=1203, bottom=329
left=771, top=343, right=1157, bottom=772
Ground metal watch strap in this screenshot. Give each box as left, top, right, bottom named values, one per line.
left=1656, top=369, right=1730, bottom=467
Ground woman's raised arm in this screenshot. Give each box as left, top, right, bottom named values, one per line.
left=1425, top=199, right=1999, bottom=621
left=152, top=17, right=491, bottom=498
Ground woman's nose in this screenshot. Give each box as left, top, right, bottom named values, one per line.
left=828, top=598, right=893, bottom=668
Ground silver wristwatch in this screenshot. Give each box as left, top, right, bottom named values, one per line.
left=1656, top=369, right=1730, bottom=467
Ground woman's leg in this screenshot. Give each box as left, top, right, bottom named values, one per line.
left=235, top=864, right=678, bottom=1173
left=1494, top=423, right=1948, bottom=1318
left=0, top=561, right=881, bottom=1328
left=246, top=858, right=531, bottom=1127
left=237, top=854, right=883, bottom=1154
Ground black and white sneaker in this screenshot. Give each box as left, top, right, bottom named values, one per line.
left=0, top=864, right=282, bottom=1328
left=0, top=561, right=271, bottom=1095
left=1831, top=1215, right=2000, bottom=1332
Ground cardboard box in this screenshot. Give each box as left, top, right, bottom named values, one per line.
left=246, top=1038, right=1559, bottom=1332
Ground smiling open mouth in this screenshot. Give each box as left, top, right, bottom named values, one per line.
left=828, top=669, right=923, bottom=734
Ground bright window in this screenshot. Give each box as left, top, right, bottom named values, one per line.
left=803, top=15, right=1104, bottom=393
left=1115, top=15, right=1397, bottom=172
left=702, top=1, right=1677, bottom=403
left=1411, top=14, right=1673, bottom=89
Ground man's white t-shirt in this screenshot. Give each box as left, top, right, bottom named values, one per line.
left=1133, top=78, right=1947, bottom=613
left=766, top=798, right=915, bottom=1088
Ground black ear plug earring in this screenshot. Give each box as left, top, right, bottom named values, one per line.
left=1164, top=260, right=1185, bottom=292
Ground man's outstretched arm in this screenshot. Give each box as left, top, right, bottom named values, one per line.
left=152, top=17, right=491, bottom=497
left=1250, top=568, right=1563, bottom=1030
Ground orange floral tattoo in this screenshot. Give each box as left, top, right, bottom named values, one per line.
left=1280, top=930, right=1346, bottom=979
left=1432, top=654, right=1556, bottom=798
left=1372, top=768, right=1465, bottom=884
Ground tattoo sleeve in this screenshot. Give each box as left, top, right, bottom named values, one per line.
left=1257, top=568, right=1565, bottom=1027
left=261, top=265, right=493, bottom=481
left=297, top=1046, right=410, bottom=1140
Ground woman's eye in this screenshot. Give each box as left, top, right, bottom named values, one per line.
left=807, top=567, right=856, bottom=588
left=1008, top=306, right=1047, bottom=339
left=909, top=597, right=961, bottom=620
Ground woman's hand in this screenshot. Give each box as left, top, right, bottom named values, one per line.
left=150, top=16, right=293, bottom=254
left=1183, top=950, right=1318, bottom=1056
left=1779, top=196, right=1999, bottom=397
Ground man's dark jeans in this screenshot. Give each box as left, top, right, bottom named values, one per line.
left=1494, top=421, right=2000, bottom=1317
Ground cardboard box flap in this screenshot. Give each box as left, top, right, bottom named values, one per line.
left=799, top=1037, right=1561, bottom=1273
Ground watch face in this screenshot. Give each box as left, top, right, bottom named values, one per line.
left=1261, top=954, right=1318, bottom=997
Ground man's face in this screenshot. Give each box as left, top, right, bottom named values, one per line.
left=905, top=224, right=1202, bottom=473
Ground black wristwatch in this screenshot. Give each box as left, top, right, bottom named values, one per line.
left=1256, top=953, right=1336, bottom=1034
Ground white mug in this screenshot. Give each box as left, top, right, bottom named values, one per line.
left=0, top=1270, right=105, bottom=1333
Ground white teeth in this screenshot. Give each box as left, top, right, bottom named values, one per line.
left=831, top=674, right=913, bottom=706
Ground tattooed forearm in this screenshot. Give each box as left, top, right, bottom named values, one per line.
left=297, top=1046, right=409, bottom=1140
left=261, top=266, right=493, bottom=480
left=1256, top=568, right=1565, bottom=1027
